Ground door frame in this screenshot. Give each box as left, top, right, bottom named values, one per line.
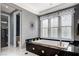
left=1, top=13, right=10, bottom=48
left=13, top=11, right=22, bottom=48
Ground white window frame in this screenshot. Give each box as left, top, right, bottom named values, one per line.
left=40, top=8, right=74, bottom=41
left=13, top=11, right=22, bottom=48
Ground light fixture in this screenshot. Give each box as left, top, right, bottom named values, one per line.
left=49, top=3, right=53, bottom=5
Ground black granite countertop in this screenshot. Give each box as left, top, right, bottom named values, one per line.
left=65, top=43, right=79, bottom=54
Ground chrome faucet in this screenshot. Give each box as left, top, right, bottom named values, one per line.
left=60, top=40, right=62, bottom=46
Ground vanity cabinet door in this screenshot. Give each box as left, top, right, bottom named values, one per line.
left=36, top=45, right=59, bottom=56
left=74, top=47, right=79, bottom=53
left=26, top=42, right=59, bottom=56
left=26, top=43, right=40, bottom=55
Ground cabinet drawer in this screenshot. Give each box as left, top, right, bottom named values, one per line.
left=74, top=47, right=79, bottom=53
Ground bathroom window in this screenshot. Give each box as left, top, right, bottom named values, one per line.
left=41, top=19, right=48, bottom=38
left=60, top=14, right=72, bottom=40
left=40, top=8, right=74, bottom=41
left=50, top=17, right=58, bottom=38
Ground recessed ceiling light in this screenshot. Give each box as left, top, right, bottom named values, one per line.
left=6, top=5, right=9, bottom=8
left=49, top=3, right=53, bottom=5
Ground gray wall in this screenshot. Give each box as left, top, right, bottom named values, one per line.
left=9, top=9, right=39, bottom=48
left=21, top=9, right=39, bottom=48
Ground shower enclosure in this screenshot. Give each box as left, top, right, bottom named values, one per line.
left=0, top=3, right=22, bottom=53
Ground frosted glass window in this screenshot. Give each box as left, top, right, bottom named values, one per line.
left=41, top=28, right=48, bottom=38
left=51, top=28, right=58, bottom=38
left=61, top=27, right=71, bottom=39
left=40, top=8, right=73, bottom=41
left=50, top=17, right=58, bottom=38
left=61, top=14, right=72, bottom=26
left=41, top=19, right=48, bottom=37
left=42, top=19, right=48, bottom=28
left=60, top=13, right=72, bottom=40
left=51, top=17, right=58, bottom=27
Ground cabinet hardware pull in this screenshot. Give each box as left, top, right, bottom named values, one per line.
left=41, top=50, right=44, bottom=53
left=32, top=47, right=35, bottom=50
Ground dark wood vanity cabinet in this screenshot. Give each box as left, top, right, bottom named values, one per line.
left=26, top=42, right=60, bottom=56
left=26, top=42, right=79, bottom=56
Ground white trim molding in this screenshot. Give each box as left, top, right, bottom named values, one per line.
left=13, top=11, right=22, bottom=48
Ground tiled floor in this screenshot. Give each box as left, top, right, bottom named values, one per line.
left=0, top=47, right=38, bottom=56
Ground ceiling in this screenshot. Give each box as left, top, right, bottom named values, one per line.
left=1, top=3, right=78, bottom=15
left=14, top=3, right=78, bottom=15
left=1, top=3, right=16, bottom=14
left=26, top=3, right=61, bottom=12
